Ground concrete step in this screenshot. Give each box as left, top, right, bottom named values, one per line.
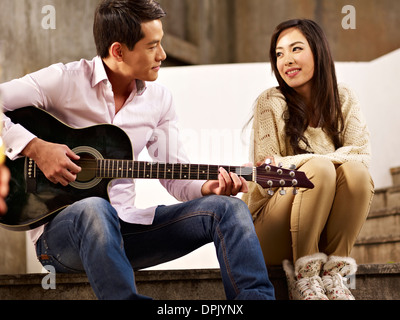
left=371, top=186, right=400, bottom=212
left=370, top=166, right=400, bottom=211
left=352, top=235, right=400, bottom=264
left=359, top=207, right=400, bottom=237
left=390, top=167, right=400, bottom=187
left=352, top=206, right=400, bottom=264
left=351, top=167, right=400, bottom=264
left=0, top=264, right=399, bottom=300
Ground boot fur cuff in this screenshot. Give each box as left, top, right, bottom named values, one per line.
left=323, top=256, right=358, bottom=276
left=282, top=259, right=295, bottom=280
left=295, top=253, right=328, bottom=270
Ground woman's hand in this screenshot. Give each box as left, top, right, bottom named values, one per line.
left=256, top=156, right=276, bottom=167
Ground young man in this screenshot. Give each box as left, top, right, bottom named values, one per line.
left=1, top=0, right=275, bottom=300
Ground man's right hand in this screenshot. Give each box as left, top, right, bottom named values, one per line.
left=22, top=138, right=81, bottom=186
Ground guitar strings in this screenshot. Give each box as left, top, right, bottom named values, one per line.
left=36, top=159, right=299, bottom=185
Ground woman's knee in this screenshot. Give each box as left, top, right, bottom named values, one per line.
left=337, top=162, right=374, bottom=193
left=300, top=158, right=336, bottom=188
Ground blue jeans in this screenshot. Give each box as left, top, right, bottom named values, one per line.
left=36, top=196, right=275, bottom=300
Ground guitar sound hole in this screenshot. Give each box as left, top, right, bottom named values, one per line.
left=75, top=153, right=97, bottom=183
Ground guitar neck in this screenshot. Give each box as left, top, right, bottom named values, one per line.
left=96, top=159, right=254, bottom=182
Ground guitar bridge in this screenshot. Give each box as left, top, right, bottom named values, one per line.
left=25, top=158, right=37, bottom=193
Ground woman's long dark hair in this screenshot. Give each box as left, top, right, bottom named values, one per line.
left=270, top=19, right=344, bottom=154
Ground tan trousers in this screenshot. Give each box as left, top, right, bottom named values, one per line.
left=254, top=158, right=375, bottom=265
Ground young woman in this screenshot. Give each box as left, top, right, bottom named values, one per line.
left=243, top=19, right=374, bottom=300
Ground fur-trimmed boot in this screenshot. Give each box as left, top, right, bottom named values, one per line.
left=283, top=253, right=328, bottom=300
left=321, top=256, right=357, bottom=300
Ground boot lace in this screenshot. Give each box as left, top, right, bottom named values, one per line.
left=322, top=273, right=347, bottom=290
left=297, top=275, right=326, bottom=298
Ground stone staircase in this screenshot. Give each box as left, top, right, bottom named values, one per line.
left=1, top=168, right=400, bottom=300
left=351, top=167, right=400, bottom=264
left=0, top=263, right=399, bottom=300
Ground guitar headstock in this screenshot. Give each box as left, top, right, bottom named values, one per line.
left=255, top=163, right=314, bottom=195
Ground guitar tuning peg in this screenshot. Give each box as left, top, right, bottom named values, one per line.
left=279, top=179, right=286, bottom=195
left=265, top=158, right=272, bottom=172
left=289, top=164, right=296, bottom=170
left=277, top=163, right=284, bottom=175
left=292, top=179, right=299, bottom=195
left=267, top=180, right=274, bottom=196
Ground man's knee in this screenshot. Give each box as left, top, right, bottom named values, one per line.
left=206, top=195, right=253, bottom=225
left=69, top=197, right=119, bottom=231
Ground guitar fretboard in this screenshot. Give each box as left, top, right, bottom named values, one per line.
left=96, top=160, right=254, bottom=182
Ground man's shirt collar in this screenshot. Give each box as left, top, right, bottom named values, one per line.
left=92, top=56, right=146, bottom=96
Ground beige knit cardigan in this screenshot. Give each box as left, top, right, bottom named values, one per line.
left=242, top=83, right=371, bottom=219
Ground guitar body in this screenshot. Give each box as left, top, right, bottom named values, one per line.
left=2, top=107, right=134, bottom=231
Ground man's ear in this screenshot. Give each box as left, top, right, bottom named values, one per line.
left=109, top=42, right=124, bottom=61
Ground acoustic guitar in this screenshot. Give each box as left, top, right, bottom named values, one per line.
left=1, top=107, right=314, bottom=231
